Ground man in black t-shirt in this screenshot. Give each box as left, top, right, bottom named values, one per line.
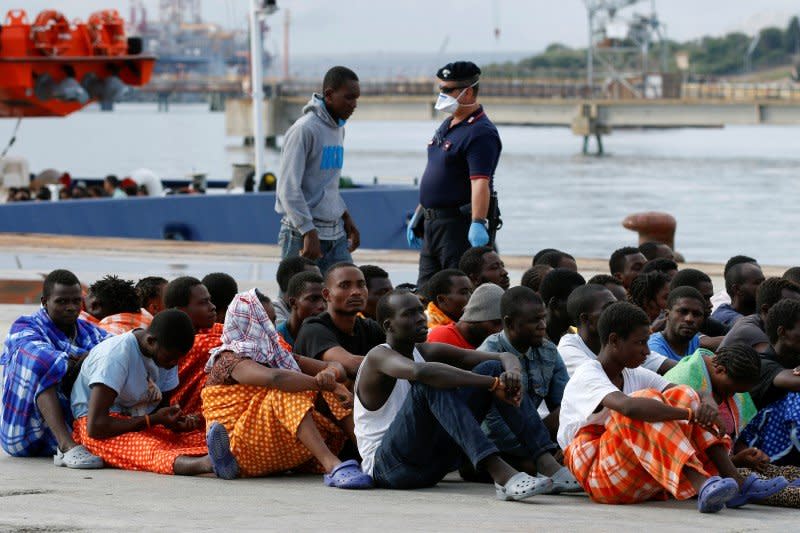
left=294, top=263, right=385, bottom=379
left=720, top=277, right=800, bottom=356
left=740, top=299, right=800, bottom=462
left=746, top=299, right=800, bottom=409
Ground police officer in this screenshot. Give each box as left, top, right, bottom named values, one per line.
left=407, top=61, right=502, bottom=287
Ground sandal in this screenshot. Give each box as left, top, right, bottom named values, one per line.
left=697, top=476, right=739, bottom=513
left=323, top=459, right=373, bottom=489
left=541, top=467, right=584, bottom=494
left=726, top=473, right=789, bottom=508
left=206, top=422, right=239, bottom=480
left=495, top=472, right=553, bottom=501
left=53, top=445, right=103, bottom=469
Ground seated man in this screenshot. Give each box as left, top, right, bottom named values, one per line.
left=520, top=264, right=553, bottom=295
left=254, top=290, right=279, bottom=324
left=586, top=274, right=628, bottom=302
left=273, top=256, right=321, bottom=326
left=293, top=263, right=385, bottom=379
left=628, top=271, right=671, bottom=325
left=641, top=258, right=679, bottom=280
left=609, top=246, right=647, bottom=291
left=720, top=277, right=800, bottom=357
left=559, top=301, right=784, bottom=512
left=136, top=276, right=168, bottom=317
left=539, top=268, right=585, bottom=344
left=458, top=246, right=510, bottom=291
left=740, top=298, right=800, bottom=464
left=664, top=345, right=760, bottom=458
left=276, top=271, right=326, bottom=350
left=784, top=267, right=800, bottom=286
left=164, top=276, right=221, bottom=415
left=427, top=283, right=504, bottom=350
left=559, top=284, right=672, bottom=376
left=423, top=269, right=473, bottom=329
left=478, top=287, right=574, bottom=453
left=711, top=260, right=765, bottom=328
left=355, top=290, right=578, bottom=500
left=639, top=241, right=675, bottom=261
left=1, top=269, right=108, bottom=466
left=670, top=269, right=730, bottom=338
left=201, top=272, right=239, bottom=325
left=81, top=275, right=153, bottom=335
left=532, top=248, right=559, bottom=265
left=665, top=343, right=799, bottom=508
left=648, top=287, right=705, bottom=361
left=359, top=265, right=393, bottom=321
left=533, top=250, right=578, bottom=272
left=710, top=256, right=758, bottom=312
left=70, top=309, right=237, bottom=477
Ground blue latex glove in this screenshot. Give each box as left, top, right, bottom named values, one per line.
left=468, top=221, right=489, bottom=247
left=407, top=211, right=423, bottom=249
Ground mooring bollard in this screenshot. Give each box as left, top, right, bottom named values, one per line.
left=622, top=211, right=684, bottom=262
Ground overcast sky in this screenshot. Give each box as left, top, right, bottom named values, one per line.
left=12, top=0, right=800, bottom=56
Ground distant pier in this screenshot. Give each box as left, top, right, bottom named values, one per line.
left=225, top=93, right=800, bottom=155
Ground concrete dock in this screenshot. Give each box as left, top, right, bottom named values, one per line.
left=1, top=455, right=798, bottom=532
left=0, top=233, right=795, bottom=532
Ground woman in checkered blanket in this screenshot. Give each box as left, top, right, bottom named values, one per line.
left=200, top=289, right=372, bottom=488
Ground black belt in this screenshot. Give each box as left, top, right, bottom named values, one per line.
left=422, top=206, right=468, bottom=220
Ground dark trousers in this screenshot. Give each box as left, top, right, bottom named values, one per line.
left=371, top=361, right=556, bottom=490
left=417, top=214, right=471, bottom=287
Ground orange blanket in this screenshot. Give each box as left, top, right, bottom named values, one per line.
left=73, top=416, right=206, bottom=475
left=201, top=384, right=346, bottom=478
left=98, top=311, right=153, bottom=335
left=172, top=323, right=223, bottom=414
left=426, top=302, right=453, bottom=329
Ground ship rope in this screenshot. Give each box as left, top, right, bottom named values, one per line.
left=0, top=117, right=22, bottom=159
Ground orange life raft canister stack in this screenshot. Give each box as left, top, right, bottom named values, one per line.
left=0, top=8, right=155, bottom=117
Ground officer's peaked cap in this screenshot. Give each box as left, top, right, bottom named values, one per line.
left=436, top=61, right=481, bottom=83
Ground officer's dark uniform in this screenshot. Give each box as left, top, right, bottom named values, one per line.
left=416, top=64, right=502, bottom=287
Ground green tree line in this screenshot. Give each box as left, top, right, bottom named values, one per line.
left=484, top=15, right=800, bottom=78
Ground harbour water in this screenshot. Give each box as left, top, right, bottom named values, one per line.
left=1, top=103, right=798, bottom=265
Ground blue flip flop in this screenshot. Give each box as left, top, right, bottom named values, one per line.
left=323, top=459, right=373, bottom=489
left=726, top=473, right=789, bottom=508
left=206, top=422, right=239, bottom=480
left=697, top=476, right=739, bottom=513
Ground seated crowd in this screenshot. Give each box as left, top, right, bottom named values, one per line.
left=2, top=242, right=800, bottom=512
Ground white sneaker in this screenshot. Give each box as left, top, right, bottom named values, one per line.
left=53, top=445, right=104, bottom=469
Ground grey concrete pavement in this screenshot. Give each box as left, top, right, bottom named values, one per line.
left=1, top=454, right=797, bottom=532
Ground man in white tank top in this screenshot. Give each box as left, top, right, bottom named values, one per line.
left=354, top=290, right=573, bottom=501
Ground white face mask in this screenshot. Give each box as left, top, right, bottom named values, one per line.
left=434, top=81, right=478, bottom=114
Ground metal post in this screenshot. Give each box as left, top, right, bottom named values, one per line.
left=249, top=0, right=266, bottom=185
left=587, top=5, right=594, bottom=98
left=283, top=9, right=290, bottom=81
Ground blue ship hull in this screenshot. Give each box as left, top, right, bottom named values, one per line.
left=0, top=186, right=418, bottom=250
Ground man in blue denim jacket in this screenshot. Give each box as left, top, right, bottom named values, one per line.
left=478, top=286, right=570, bottom=446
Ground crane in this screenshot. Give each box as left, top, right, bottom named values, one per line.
left=583, top=0, right=668, bottom=98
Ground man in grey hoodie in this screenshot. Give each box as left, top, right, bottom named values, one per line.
left=276, top=66, right=361, bottom=273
